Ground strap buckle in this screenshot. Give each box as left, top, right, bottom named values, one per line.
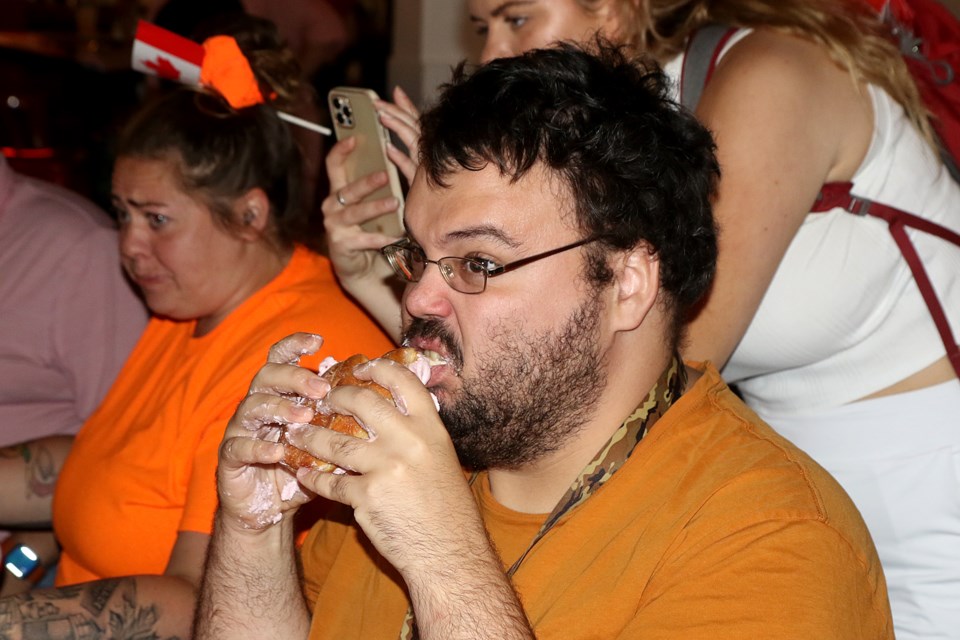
left=847, top=195, right=873, bottom=216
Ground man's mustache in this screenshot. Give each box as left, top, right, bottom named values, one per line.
left=403, top=317, right=463, bottom=372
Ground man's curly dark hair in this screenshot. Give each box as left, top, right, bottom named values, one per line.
left=419, top=41, right=720, bottom=342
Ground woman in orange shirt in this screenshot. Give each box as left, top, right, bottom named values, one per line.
left=0, top=18, right=391, bottom=637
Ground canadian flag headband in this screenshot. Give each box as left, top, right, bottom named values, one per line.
left=131, top=20, right=331, bottom=136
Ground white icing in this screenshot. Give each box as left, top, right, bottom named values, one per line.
left=247, top=479, right=282, bottom=527
left=280, top=477, right=300, bottom=501
left=317, top=356, right=339, bottom=376
left=407, top=354, right=433, bottom=385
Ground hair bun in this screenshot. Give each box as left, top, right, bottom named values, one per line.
left=197, top=14, right=303, bottom=109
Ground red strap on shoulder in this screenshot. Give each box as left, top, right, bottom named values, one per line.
left=813, top=182, right=960, bottom=378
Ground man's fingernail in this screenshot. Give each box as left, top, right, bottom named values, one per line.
left=308, top=377, right=329, bottom=393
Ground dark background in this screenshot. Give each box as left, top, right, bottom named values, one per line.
left=0, top=0, right=394, bottom=215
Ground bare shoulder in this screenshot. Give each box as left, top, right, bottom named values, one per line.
left=699, top=27, right=874, bottom=184
left=713, top=29, right=856, bottom=91
left=679, top=28, right=875, bottom=367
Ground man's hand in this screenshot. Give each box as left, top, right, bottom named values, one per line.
left=216, top=333, right=330, bottom=533
left=285, top=354, right=478, bottom=578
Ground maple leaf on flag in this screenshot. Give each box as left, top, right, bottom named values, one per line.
left=144, top=56, right=180, bottom=81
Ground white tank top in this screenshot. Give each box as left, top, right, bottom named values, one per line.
left=664, top=30, right=960, bottom=415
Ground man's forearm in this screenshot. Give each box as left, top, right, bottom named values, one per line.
left=193, top=512, right=310, bottom=640
left=0, top=574, right=198, bottom=640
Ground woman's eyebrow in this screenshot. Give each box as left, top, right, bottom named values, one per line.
left=470, top=0, right=535, bottom=22
left=113, top=196, right=167, bottom=208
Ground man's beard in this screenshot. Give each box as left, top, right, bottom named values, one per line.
left=403, top=294, right=607, bottom=471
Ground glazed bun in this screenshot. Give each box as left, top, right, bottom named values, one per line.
left=279, top=348, right=421, bottom=473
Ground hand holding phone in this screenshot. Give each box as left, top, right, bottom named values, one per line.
left=328, top=87, right=405, bottom=236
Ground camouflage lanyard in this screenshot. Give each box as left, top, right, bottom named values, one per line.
left=398, top=355, right=686, bottom=640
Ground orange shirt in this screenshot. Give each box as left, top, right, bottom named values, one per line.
left=299, top=364, right=893, bottom=639
left=53, top=246, right=392, bottom=585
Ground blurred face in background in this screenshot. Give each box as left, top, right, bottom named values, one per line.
left=468, top=0, right=628, bottom=62
left=113, top=155, right=263, bottom=335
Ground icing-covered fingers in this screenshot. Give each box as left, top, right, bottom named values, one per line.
left=233, top=392, right=315, bottom=434
left=220, top=432, right=287, bottom=469
left=283, top=416, right=371, bottom=475
left=265, top=332, right=324, bottom=365
left=246, top=361, right=330, bottom=403
left=351, top=356, right=437, bottom=417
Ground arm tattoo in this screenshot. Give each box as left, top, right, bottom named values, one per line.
left=81, top=581, right=119, bottom=618
left=0, top=443, right=61, bottom=500
left=0, top=578, right=182, bottom=640
left=0, top=445, right=31, bottom=462
left=25, top=444, right=59, bottom=499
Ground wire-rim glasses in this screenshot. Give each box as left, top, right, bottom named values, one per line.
left=380, top=236, right=600, bottom=294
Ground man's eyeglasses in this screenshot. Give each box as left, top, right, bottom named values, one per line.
left=380, top=236, right=600, bottom=294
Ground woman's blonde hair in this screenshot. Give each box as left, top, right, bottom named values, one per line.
left=579, top=0, right=936, bottom=148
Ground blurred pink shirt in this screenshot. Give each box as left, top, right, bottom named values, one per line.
left=0, top=157, right=147, bottom=446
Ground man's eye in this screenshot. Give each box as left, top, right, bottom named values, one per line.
left=464, top=258, right=493, bottom=275
left=113, top=207, right=130, bottom=225
left=473, top=23, right=489, bottom=36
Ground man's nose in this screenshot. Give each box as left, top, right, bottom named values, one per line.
left=402, top=263, right=456, bottom=321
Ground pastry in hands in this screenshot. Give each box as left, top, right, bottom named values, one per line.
left=279, top=347, right=428, bottom=473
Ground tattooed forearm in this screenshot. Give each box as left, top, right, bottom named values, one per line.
left=0, top=579, right=182, bottom=640
left=81, top=580, right=118, bottom=618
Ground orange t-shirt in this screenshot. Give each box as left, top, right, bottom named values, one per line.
left=299, top=364, right=893, bottom=639
left=52, top=246, right=393, bottom=585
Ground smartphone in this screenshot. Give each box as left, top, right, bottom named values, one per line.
left=328, top=87, right=405, bottom=236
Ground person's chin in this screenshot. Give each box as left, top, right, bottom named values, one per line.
left=143, top=296, right=192, bottom=321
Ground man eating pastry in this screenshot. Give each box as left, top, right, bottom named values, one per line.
left=195, top=43, right=893, bottom=640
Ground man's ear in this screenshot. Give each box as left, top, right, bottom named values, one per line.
left=232, top=188, right=271, bottom=240
left=609, top=244, right=660, bottom=333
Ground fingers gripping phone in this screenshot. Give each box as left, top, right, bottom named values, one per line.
left=328, top=87, right=405, bottom=236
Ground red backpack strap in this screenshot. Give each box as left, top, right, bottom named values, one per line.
left=680, top=25, right=739, bottom=111
left=813, top=182, right=960, bottom=377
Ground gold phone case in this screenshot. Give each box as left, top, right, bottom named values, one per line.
left=328, top=87, right=405, bottom=236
